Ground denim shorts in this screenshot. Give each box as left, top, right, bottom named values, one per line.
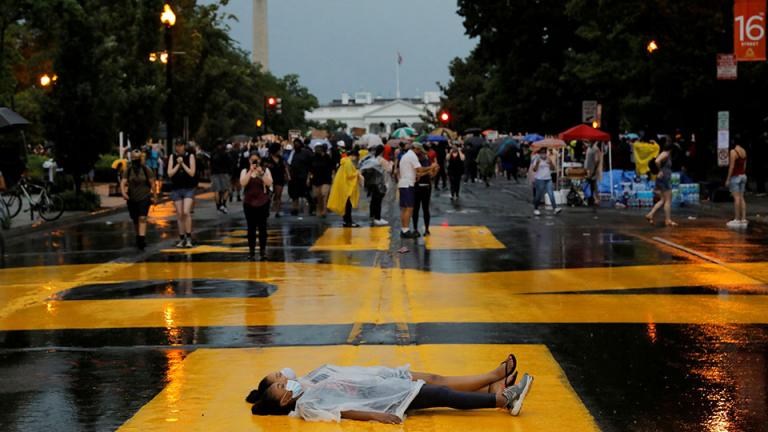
left=729, top=175, right=747, bottom=194
left=656, top=177, right=671, bottom=192
left=170, top=188, right=195, bottom=201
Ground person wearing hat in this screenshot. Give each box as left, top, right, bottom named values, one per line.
left=121, top=149, right=155, bottom=251
left=328, top=149, right=362, bottom=227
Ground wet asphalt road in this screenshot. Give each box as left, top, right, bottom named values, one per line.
left=1, top=180, right=768, bottom=431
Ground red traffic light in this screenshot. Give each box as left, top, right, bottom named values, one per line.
left=439, top=111, right=450, bottom=123
left=267, top=97, right=277, bottom=106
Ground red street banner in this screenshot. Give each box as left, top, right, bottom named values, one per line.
left=734, top=0, right=766, bottom=61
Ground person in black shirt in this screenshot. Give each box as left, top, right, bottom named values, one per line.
left=263, top=143, right=290, bottom=218
left=168, top=141, right=197, bottom=248
left=309, top=144, right=334, bottom=218
left=288, top=140, right=314, bottom=216
left=210, top=140, right=232, bottom=213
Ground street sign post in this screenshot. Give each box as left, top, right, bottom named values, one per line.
left=717, top=111, right=730, bottom=167
left=582, top=100, right=597, bottom=124
left=734, top=0, right=766, bottom=61
left=716, top=54, right=738, bottom=80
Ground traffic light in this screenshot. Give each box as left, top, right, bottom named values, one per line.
left=265, top=96, right=282, bottom=114
left=256, top=118, right=263, bottom=129
left=439, top=111, right=450, bottom=124
left=266, top=96, right=277, bottom=108
left=275, top=98, right=282, bottom=115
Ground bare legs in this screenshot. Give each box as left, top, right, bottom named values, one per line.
left=645, top=190, right=676, bottom=226
left=411, top=355, right=514, bottom=393
left=174, top=198, right=193, bottom=236
left=733, top=192, right=746, bottom=221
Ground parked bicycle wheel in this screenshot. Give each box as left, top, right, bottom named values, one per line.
left=1, top=192, right=21, bottom=218
left=39, top=194, right=64, bottom=221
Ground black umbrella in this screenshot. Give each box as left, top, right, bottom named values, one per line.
left=463, top=127, right=483, bottom=135
left=0, top=107, right=30, bottom=130
left=331, top=131, right=353, bottom=147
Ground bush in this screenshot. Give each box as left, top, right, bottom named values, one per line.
left=25, top=154, right=47, bottom=182
left=94, top=153, right=120, bottom=183
left=60, top=189, right=101, bottom=211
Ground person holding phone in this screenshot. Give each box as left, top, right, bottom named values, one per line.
left=530, top=147, right=561, bottom=216
left=240, top=154, right=273, bottom=260
left=167, top=141, right=197, bottom=248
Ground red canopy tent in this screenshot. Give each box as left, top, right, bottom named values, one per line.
left=559, top=124, right=615, bottom=200
left=559, top=124, right=610, bottom=141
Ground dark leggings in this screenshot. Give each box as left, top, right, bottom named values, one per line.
left=412, top=184, right=431, bottom=231
left=343, top=199, right=353, bottom=225
left=449, top=175, right=462, bottom=196
left=369, top=189, right=384, bottom=220
left=244, top=203, right=269, bottom=254
left=407, top=385, right=496, bottom=411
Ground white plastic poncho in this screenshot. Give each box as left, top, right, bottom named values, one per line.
left=290, top=364, right=424, bottom=422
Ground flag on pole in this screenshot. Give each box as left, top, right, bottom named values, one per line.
left=397, top=51, right=403, bottom=65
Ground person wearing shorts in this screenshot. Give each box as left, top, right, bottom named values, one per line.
left=310, top=144, right=334, bottom=218
left=168, top=141, right=197, bottom=248
left=725, top=141, right=748, bottom=228
left=121, top=149, right=154, bottom=251
left=398, top=142, right=428, bottom=239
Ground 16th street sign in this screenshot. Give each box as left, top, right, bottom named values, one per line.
left=734, top=0, right=766, bottom=61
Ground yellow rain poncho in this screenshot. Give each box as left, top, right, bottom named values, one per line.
left=633, top=141, right=660, bottom=175
left=327, top=157, right=361, bottom=215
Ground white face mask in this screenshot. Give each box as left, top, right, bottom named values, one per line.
left=285, top=379, right=303, bottom=398
left=280, top=367, right=297, bottom=380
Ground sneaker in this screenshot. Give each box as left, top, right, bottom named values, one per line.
left=740, top=219, right=749, bottom=226
left=554, top=208, right=562, bottom=215
left=400, top=230, right=417, bottom=239
left=373, top=219, right=389, bottom=226
left=343, top=222, right=360, bottom=228
left=726, top=219, right=741, bottom=228
left=424, top=229, right=431, bottom=236
left=503, top=373, right=534, bottom=416
left=533, top=209, right=541, bottom=216
left=175, top=239, right=186, bottom=248
left=183, top=237, right=193, bottom=248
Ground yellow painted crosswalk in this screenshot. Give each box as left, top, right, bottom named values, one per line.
left=117, top=345, right=599, bottom=432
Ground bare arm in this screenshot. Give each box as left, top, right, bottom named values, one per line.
left=181, top=155, right=196, bottom=177
left=262, top=168, right=274, bottom=188
left=120, top=178, right=129, bottom=200
left=239, top=168, right=252, bottom=188
left=340, top=411, right=401, bottom=424
left=726, top=149, right=736, bottom=185
left=655, top=151, right=669, bottom=177
left=167, top=156, right=179, bottom=177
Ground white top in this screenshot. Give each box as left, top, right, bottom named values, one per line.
left=398, top=150, right=421, bottom=188
left=532, top=154, right=552, bottom=180
left=291, top=364, right=423, bottom=422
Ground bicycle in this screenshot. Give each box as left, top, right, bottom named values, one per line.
left=2, top=176, right=64, bottom=221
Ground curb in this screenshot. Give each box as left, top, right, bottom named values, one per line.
left=2, top=187, right=211, bottom=241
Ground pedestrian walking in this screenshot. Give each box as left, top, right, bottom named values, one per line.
left=476, top=142, right=496, bottom=187
left=398, top=142, right=433, bottom=238
left=359, top=145, right=391, bottom=226
left=584, top=141, right=603, bottom=207
left=167, top=141, right=197, bottom=247
left=288, top=140, right=314, bottom=216
left=725, top=139, right=748, bottom=228
left=413, top=148, right=439, bottom=235
left=229, top=142, right=245, bottom=202
left=530, top=147, right=562, bottom=216
left=644, top=141, right=677, bottom=227
left=240, top=153, right=273, bottom=260
left=310, top=144, right=334, bottom=218
left=120, top=149, right=154, bottom=251
left=447, top=145, right=465, bottom=200
left=210, top=140, right=232, bottom=214
left=433, top=140, right=448, bottom=190
left=264, top=143, right=289, bottom=218
left=328, top=150, right=362, bottom=227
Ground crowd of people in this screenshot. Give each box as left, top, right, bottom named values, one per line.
left=116, top=128, right=755, bottom=256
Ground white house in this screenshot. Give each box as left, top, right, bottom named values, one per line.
left=305, top=91, right=442, bottom=134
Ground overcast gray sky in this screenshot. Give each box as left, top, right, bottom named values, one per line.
left=202, top=0, right=476, bottom=103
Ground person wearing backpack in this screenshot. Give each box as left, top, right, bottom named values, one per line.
left=121, top=149, right=155, bottom=251
left=359, top=145, right=392, bottom=226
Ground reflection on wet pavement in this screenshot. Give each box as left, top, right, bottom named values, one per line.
left=3, top=184, right=768, bottom=431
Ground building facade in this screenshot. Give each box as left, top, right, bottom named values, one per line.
left=305, top=92, right=442, bottom=134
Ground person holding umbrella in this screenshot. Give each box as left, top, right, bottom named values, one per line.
left=530, top=147, right=562, bottom=216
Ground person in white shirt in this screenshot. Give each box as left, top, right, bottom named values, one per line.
left=530, top=147, right=562, bottom=216
left=398, top=142, right=431, bottom=238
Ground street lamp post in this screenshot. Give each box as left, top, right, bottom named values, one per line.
left=161, top=4, right=176, bottom=154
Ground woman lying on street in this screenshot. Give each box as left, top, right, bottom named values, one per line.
left=245, top=354, right=533, bottom=424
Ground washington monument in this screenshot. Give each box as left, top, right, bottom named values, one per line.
left=252, top=0, right=268, bottom=69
